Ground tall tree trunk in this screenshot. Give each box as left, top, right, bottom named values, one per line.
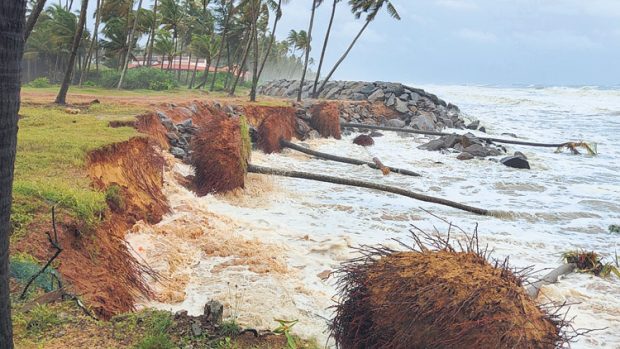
left=117, top=0, right=143, bottom=89
left=256, top=0, right=281, bottom=83
left=229, top=23, right=254, bottom=97
left=316, top=18, right=370, bottom=97
left=0, top=2, right=26, bottom=348
left=185, top=52, right=192, bottom=85
left=223, top=41, right=233, bottom=89
left=210, top=0, right=232, bottom=91
left=297, top=0, right=317, bottom=102
left=146, top=0, right=158, bottom=67
left=249, top=0, right=260, bottom=102
left=79, top=0, right=103, bottom=87
left=55, top=0, right=88, bottom=104
left=177, top=41, right=183, bottom=80
left=24, top=0, right=47, bottom=41
left=189, top=57, right=200, bottom=89
left=312, top=0, right=337, bottom=98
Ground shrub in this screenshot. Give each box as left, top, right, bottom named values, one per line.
left=27, top=77, right=51, bottom=88
left=95, top=68, right=177, bottom=91
left=133, top=334, right=175, bottom=349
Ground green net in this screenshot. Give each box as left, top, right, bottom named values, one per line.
left=10, top=256, right=60, bottom=293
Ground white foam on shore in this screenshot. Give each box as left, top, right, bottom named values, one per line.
left=128, top=85, right=620, bottom=348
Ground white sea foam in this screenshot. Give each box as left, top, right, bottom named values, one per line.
left=129, top=85, right=620, bottom=348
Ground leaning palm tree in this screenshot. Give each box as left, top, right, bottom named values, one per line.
left=25, top=0, right=48, bottom=41
left=311, top=0, right=340, bottom=97
left=118, top=0, right=144, bottom=89
left=297, top=0, right=322, bottom=102
left=145, top=0, right=159, bottom=66
left=315, top=0, right=399, bottom=97
left=1, top=2, right=26, bottom=347
left=55, top=0, right=89, bottom=105
left=79, top=0, right=104, bottom=86
left=256, top=0, right=288, bottom=83
left=210, top=0, right=235, bottom=91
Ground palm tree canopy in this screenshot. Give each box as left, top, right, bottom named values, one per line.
left=349, top=0, right=400, bottom=21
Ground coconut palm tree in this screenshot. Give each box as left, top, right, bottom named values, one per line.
left=118, top=0, right=144, bottom=89
left=311, top=0, right=340, bottom=97
left=25, top=0, right=48, bottom=41
left=1, top=2, right=26, bottom=347
left=315, top=0, right=399, bottom=97
left=297, top=0, right=321, bottom=102
left=55, top=0, right=89, bottom=104
left=154, top=29, right=175, bottom=69
left=210, top=0, right=235, bottom=91
left=79, top=0, right=104, bottom=86
left=256, top=0, right=288, bottom=84
left=145, top=0, right=158, bottom=66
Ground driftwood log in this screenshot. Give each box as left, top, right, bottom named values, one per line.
left=280, top=140, right=420, bottom=177
left=248, top=164, right=490, bottom=216
left=341, top=122, right=575, bottom=148
left=526, top=263, right=577, bottom=298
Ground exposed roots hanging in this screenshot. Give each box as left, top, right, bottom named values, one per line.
left=257, top=113, right=297, bottom=153
left=353, top=134, right=374, bottom=147
left=310, top=102, right=342, bottom=139
left=330, top=225, right=568, bottom=349
left=191, top=116, right=251, bottom=195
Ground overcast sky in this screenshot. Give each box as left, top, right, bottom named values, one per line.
left=81, top=0, right=620, bottom=86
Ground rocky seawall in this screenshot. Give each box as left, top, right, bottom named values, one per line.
left=258, top=80, right=483, bottom=132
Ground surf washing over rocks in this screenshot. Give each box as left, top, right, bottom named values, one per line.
left=126, top=82, right=620, bottom=348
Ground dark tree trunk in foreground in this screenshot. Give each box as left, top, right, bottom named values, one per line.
left=0, top=2, right=26, bottom=348
left=55, top=0, right=89, bottom=104
left=312, top=0, right=337, bottom=98
left=297, top=0, right=317, bottom=102
left=24, top=0, right=47, bottom=41
left=256, top=0, right=282, bottom=87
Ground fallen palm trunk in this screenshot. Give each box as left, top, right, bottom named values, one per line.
left=280, top=140, right=420, bottom=177
left=341, top=122, right=575, bottom=148
left=526, top=263, right=576, bottom=298
left=248, top=164, right=490, bottom=216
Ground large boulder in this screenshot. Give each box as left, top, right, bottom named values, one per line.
left=500, top=156, right=531, bottom=169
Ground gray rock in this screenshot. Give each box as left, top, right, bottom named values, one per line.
left=385, top=118, right=406, bottom=128
left=166, top=132, right=179, bottom=142
left=368, top=89, right=385, bottom=102
left=399, top=93, right=410, bottom=101
left=370, top=131, right=384, bottom=137
left=204, top=300, right=224, bottom=325
left=443, top=134, right=460, bottom=148
left=410, top=114, right=435, bottom=131
left=394, top=98, right=409, bottom=114
left=174, top=310, right=188, bottom=319
left=191, top=321, right=203, bottom=337
left=418, top=139, right=446, bottom=151
left=351, top=92, right=366, bottom=101
left=170, top=147, right=186, bottom=159
left=307, top=130, right=320, bottom=139
left=385, top=93, right=396, bottom=107
left=457, top=152, right=474, bottom=160
left=514, top=151, right=528, bottom=160
left=478, top=126, right=486, bottom=133
left=466, top=120, right=480, bottom=130
left=384, top=83, right=404, bottom=96
left=179, top=119, right=193, bottom=128
left=460, top=133, right=480, bottom=148
left=500, top=156, right=531, bottom=169
left=295, top=118, right=312, bottom=138
left=325, top=86, right=342, bottom=99
left=359, top=84, right=376, bottom=95
left=463, top=144, right=489, bottom=157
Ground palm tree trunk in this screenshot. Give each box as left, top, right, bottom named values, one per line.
left=280, top=140, right=421, bottom=177
left=229, top=24, right=254, bottom=97
left=312, top=0, right=337, bottom=98
left=24, top=0, right=47, bottom=41
left=297, top=0, right=317, bottom=102
left=55, top=0, right=88, bottom=104
left=79, top=0, right=102, bottom=87
left=316, top=18, right=370, bottom=97
left=247, top=165, right=490, bottom=216
left=189, top=57, right=200, bottom=88
left=249, top=0, right=260, bottom=102
left=256, top=0, right=281, bottom=83
left=118, top=0, right=143, bottom=89
left=210, top=0, right=232, bottom=91
left=223, top=42, right=233, bottom=89
left=146, top=0, right=158, bottom=67
left=0, top=2, right=26, bottom=347
left=185, top=52, right=192, bottom=84
left=177, top=41, right=184, bottom=80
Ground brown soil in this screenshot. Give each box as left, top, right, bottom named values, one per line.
left=15, top=138, right=169, bottom=319
left=191, top=116, right=248, bottom=195
left=309, top=102, right=342, bottom=139
left=257, top=112, right=297, bottom=154
left=241, top=104, right=296, bottom=128
left=332, top=250, right=562, bottom=349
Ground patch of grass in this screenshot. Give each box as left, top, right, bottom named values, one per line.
left=12, top=303, right=70, bottom=337
left=134, top=333, right=175, bottom=349
left=105, top=184, right=126, bottom=212
left=14, top=105, right=138, bottom=230
left=219, top=319, right=242, bottom=337
left=10, top=194, right=45, bottom=244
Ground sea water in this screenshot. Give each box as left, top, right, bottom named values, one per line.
left=128, top=85, right=620, bottom=348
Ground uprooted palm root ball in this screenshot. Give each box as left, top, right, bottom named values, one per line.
left=257, top=113, right=297, bottom=153
left=331, top=248, right=564, bottom=349
left=309, top=102, right=342, bottom=139
left=353, top=134, right=375, bottom=147
left=191, top=116, right=251, bottom=195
